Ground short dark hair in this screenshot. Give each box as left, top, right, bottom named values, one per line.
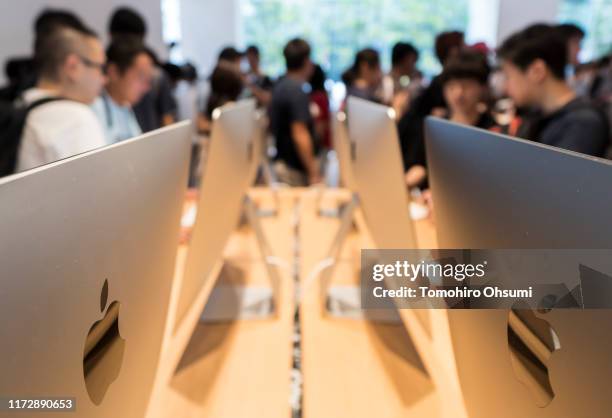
left=181, top=62, right=198, bottom=82
left=391, top=42, right=419, bottom=67
left=34, top=9, right=87, bottom=35
left=106, top=38, right=149, bottom=74
left=435, top=31, right=464, bottom=64
left=5, top=58, right=34, bottom=83
left=35, top=26, right=98, bottom=81
left=309, top=63, right=326, bottom=92
left=342, top=48, right=380, bottom=86
left=206, top=65, right=244, bottom=117
left=440, top=50, right=490, bottom=86
left=33, top=9, right=90, bottom=56
left=557, top=23, right=586, bottom=40
left=354, top=48, right=380, bottom=70
left=109, top=7, right=147, bottom=38
left=246, top=45, right=260, bottom=56
left=218, top=46, right=243, bottom=62
left=498, top=23, right=567, bottom=80
left=283, top=38, right=311, bottom=71
left=162, top=63, right=182, bottom=83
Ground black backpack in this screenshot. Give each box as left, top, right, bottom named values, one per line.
left=0, top=97, right=64, bottom=177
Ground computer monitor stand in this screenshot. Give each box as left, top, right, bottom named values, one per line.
left=313, top=185, right=353, bottom=218
left=254, top=180, right=283, bottom=217
left=200, top=195, right=284, bottom=322
left=303, top=192, right=401, bottom=322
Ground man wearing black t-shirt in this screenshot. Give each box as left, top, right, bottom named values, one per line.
left=269, top=38, right=319, bottom=186
left=498, top=24, right=609, bottom=157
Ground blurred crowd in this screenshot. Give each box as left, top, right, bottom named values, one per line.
left=0, top=7, right=610, bottom=189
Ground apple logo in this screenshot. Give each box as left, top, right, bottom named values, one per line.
left=83, top=279, right=126, bottom=405
left=507, top=301, right=561, bottom=408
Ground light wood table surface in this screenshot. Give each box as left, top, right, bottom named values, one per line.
left=148, top=187, right=299, bottom=418
left=298, top=188, right=445, bottom=418
left=148, top=186, right=452, bottom=418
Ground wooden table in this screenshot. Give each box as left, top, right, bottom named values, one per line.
left=146, top=186, right=464, bottom=418
left=298, top=188, right=447, bottom=418
left=147, top=187, right=299, bottom=418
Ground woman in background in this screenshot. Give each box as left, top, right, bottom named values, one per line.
left=309, top=64, right=331, bottom=151
left=197, top=63, right=244, bottom=135
left=342, top=48, right=383, bottom=103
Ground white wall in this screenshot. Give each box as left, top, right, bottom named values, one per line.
left=0, top=0, right=165, bottom=83
left=496, top=0, right=560, bottom=44
left=467, top=0, right=560, bottom=47
left=467, top=0, right=501, bottom=47
left=179, top=0, right=239, bottom=78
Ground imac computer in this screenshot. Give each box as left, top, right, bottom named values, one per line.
left=311, top=98, right=424, bottom=326
left=171, top=99, right=277, bottom=338
left=346, top=96, right=418, bottom=250
left=0, top=122, right=192, bottom=417
left=426, top=117, right=612, bottom=418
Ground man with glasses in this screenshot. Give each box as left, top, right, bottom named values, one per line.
left=17, top=25, right=107, bottom=171
left=92, top=38, right=153, bottom=144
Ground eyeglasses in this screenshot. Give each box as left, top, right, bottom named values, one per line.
left=78, top=55, right=106, bottom=72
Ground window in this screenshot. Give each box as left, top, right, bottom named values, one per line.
left=240, top=0, right=469, bottom=80
left=161, top=0, right=184, bottom=63
left=558, top=0, right=612, bottom=61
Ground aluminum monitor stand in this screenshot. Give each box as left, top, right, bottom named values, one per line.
left=303, top=192, right=401, bottom=322
left=200, top=194, right=285, bottom=322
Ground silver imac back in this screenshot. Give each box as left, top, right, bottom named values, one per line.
left=346, top=96, right=418, bottom=249
left=0, top=122, right=192, bottom=417
left=333, top=111, right=358, bottom=190
left=426, top=117, right=612, bottom=418
left=173, top=99, right=258, bottom=332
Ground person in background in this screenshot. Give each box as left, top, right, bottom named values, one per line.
left=182, top=63, right=199, bottom=85
left=557, top=23, right=587, bottom=95
left=0, top=58, right=35, bottom=102
left=91, top=38, right=153, bottom=144
left=342, top=48, right=383, bottom=104
left=217, top=46, right=244, bottom=73
left=402, top=50, right=498, bottom=188
left=0, top=9, right=88, bottom=102
left=397, top=31, right=465, bottom=187
left=309, top=64, right=331, bottom=151
left=245, top=45, right=274, bottom=106
left=414, top=30, right=465, bottom=117
left=589, top=55, right=612, bottom=152
left=17, top=26, right=107, bottom=171
left=269, top=38, right=319, bottom=186
left=589, top=55, right=612, bottom=104
left=440, top=50, right=497, bottom=129
left=108, top=7, right=176, bottom=132
left=557, top=23, right=585, bottom=69
left=197, top=47, right=245, bottom=133
left=572, top=60, right=600, bottom=98
left=162, top=62, right=183, bottom=90
left=204, top=64, right=244, bottom=119
left=381, top=42, right=422, bottom=110
left=498, top=24, right=609, bottom=157
left=172, top=62, right=200, bottom=127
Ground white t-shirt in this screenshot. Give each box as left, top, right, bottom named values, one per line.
left=17, top=88, right=107, bottom=172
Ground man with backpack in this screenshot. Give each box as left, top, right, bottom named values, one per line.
left=12, top=25, right=107, bottom=173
